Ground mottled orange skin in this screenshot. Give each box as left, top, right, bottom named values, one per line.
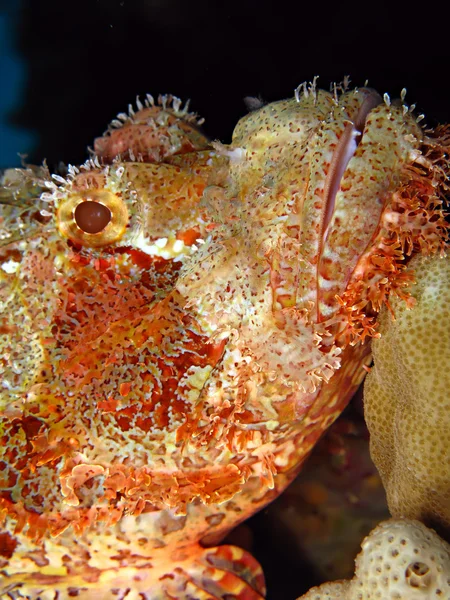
left=0, top=88, right=447, bottom=598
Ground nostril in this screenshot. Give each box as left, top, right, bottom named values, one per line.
left=74, top=201, right=112, bottom=234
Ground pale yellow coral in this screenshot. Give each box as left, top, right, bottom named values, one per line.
left=364, top=253, right=450, bottom=535
left=297, top=519, right=450, bottom=599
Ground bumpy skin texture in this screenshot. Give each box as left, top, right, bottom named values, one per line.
left=297, top=519, right=450, bottom=600
left=0, top=86, right=448, bottom=598
left=364, top=253, right=450, bottom=537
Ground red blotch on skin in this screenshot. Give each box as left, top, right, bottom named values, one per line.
left=176, top=228, right=201, bottom=246
left=119, top=382, right=131, bottom=397
left=0, top=531, right=18, bottom=558
left=98, top=398, right=118, bottom=413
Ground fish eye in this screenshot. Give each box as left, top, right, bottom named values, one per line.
left=74, top=201, right=112, bottom=234
left=57, top=190, right=129, bottom=247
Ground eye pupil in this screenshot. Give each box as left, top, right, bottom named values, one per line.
left=74, top=201, right=112, bottom=234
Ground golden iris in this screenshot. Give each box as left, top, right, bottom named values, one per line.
left=57, top=190, right=128, bottom=247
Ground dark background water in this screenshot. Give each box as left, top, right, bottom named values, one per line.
left=2, top=0, right=450, bottom=170
left=0, top=0, right=449, bottom=598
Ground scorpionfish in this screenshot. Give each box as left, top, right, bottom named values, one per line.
left=0, top=82, right=448, bottom=599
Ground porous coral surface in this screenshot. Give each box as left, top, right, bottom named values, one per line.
left=297, top=519, right=450, bottom=599
left=364, top=253, right=450, bottom=536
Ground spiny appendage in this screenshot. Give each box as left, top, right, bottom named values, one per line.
left=93, top=94, right=210, bottom=164
left=171, top=544, right=266, bottom=600
left=330, top=126, right=449, bottom=345
left=0, top=165, right=51, bottom=206
left=0, top=542, right=266, bottom=600
left=0, top=166, right=53, bottom=247
left=294, top=75, right=357, bottom=106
